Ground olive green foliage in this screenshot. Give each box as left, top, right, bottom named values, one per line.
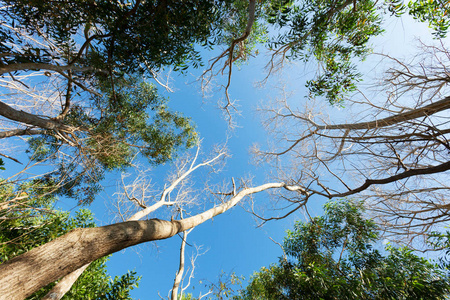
left=1, top=0, right=232, bottom=73
left=238, top=200, right=450, bottom=300
left=263, top=0, right=383, bottom=104
left=26, top=76, right=197, bottom=204
left=0, top=185, right=140, bottom=299
left=386, top=0, right=450, bottom=38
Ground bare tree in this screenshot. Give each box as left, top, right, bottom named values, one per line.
left=254, top=40, right=450, bottom=244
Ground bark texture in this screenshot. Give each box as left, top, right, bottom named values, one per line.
left=0, top=219, right=181, bottom=300
left=41, top=265, right=89, bottom=300
left=0, top=182, right=290, bottom=300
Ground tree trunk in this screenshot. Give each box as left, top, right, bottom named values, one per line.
left=0, top=182, right=291, bottom=300
left=0, top=101, right=70, bottom=132
left=0, top=219, right=181, bottom=300
left=41, top=265, right=90, bottom=300
left=317, top=96, right=450, bottom=130
left=171, top=230, right=188, bottom=300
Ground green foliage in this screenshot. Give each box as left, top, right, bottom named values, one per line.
left=263, top=0, right=384, bottom=104
left=408, top=0, right=450, bottom=38
left=260, top=0, right=450, bottom=104
left=95, top=271, right=140, bottom=300
left=237, top=200, right=450, bottom=299
left=213, top=0, right=269, bottom=64
left=386, top=0, right=450, bottom=38
left=0, top=185, right=140, bottom=299
left=1, top=0, right=232, bottom=73
left=0, top=178, right=63, bottom=244
left=427, top=230, right=450, bottom=271
left=25, top=76, right=197, bottom=204
left=75, top=76, right=198, bottom=167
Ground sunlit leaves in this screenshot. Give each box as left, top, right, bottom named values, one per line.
left=264, top=0, right=383, bottom=104
left=408, top=0, right=450, bottom=38
left=2, top=0, right=227, bottom=73
left=385, top=0, right=450, bottom=38
left=238, top=200, right=450, bottom=299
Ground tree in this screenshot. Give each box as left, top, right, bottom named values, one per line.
left=238, top=199, right=450, bottom=299
left=0, top=187, right=140, bottom=300
left=0, top=146, right=305, bottom=299
left=1, top=0, right=449, bottom=298
left=0, top=0, right=237, bottom=207
left=0, top=144, right=303, bottom=299
left=253, top=41, right=450, bottom=243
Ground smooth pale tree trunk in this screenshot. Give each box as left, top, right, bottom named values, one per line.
left=171, top=230, right=188, bottom=300
left=0, top=182, right=296, bottom=300
left=41, top=265, right=90, bottom=300
left=41, top=150, right=226, bottom=300
left=316, top=96, right=450, bottom=130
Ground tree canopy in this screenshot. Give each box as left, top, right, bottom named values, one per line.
left=1, top=0, right=450, bottom=299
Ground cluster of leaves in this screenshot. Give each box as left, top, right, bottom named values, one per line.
left=263, top=0, right=383, bottom=104
left=1, top=0, right=237, bottom=73
left=259, top=0, right=450, bottom=104
left=212, top=0, right=269, bottom=64
left=0, top=183, right=140, bottom=299
left=237, top=200, right=450, bottom=299
left=26, top=77, right=197, bottom=204
left=386, top=0, right=450, bottom=38
left=0, top=178, right=61, bottom=236
left=428, top=230, right=450, bottom=271
left=75, top=76, right=198, bottom=167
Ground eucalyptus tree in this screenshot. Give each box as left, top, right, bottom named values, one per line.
left=0, top=144, right=307, bottom=300
left=0, top=0, right=218, bottom=206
